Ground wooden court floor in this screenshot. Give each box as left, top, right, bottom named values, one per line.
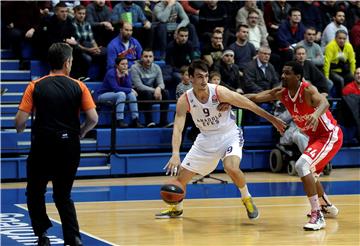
left=4, top=168, right=360, bottom=246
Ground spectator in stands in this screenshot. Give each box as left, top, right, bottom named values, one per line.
left=214, top=49, right=244, bottom=94
left=15, top=43, right=98, bottom=246
left=246, top=8, right=269, bottom=51
left=276, top=7, right=306, bottom=64
left=263, top=0, right=291, bottom=44
left=228, top=24, right=257, bottom=78
left=38, top=2, right=77, bottom=60
left=180, top=0, right=204, bottom=26
left=294, top=46, right=331, bottom=96
left=72, top=5, right=106, bottom=78
left=198, top=0, right=229, bottom=45
left=324, top=30, right=356, bottom=97
left=296, top=0, right=323, bottom=41
left=243, top=46, right=279, bottom=93
left=86, top=0, right=115, bottom=47
left=201, top=30, right=224, bottom=69
left=110, top=1, right=153, bottom=49
left=296, top=27, right=324, bottom=67
left=165, top=26, right=198, bottom=98
left=153, top=0, right=199, bottom=59
left=236, top=0, right=266, bottom=35
left=106, top=22, right=142, bottom=70
left=209, top=71, right=221, bottom=85
left=131, top=49, right=171, bottom=128
left=97, top=57, right=143, bottom=128
left=321, top=10, right=348, bottom=51
left=342, top=67, right=360, bottom=96
left=319, top=0, right=346, bottom=28
left=175, top=66, right=192, bottom=100
left=350, top=11, right=360, bottom=67
left=2, top=1, right=41, bottom=69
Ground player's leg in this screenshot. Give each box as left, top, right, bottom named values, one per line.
left=315, top=180, right=339, bottom=217
left=223, top=155, right=259, bottom=220
left=295, top=156, right=326, bottom=230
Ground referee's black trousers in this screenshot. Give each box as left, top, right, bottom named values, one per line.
left=26, top=131, right=81, bottom=245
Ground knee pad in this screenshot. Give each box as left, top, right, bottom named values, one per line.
left=295, top=156, right=311, bottom=178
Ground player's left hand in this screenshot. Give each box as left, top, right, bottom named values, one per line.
left=306, top=113, right=319, bottom=132
left=217, top=103, right=231, bottom=111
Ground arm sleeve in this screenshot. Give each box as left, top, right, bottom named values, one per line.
left=78, top=82, right=96, bottom=111
left=176, top=3, right=190, bottom=28
left=155, top=65, right=165, bottom=90
left=153, top=3, right=171, bottom=22
left=18, top=82, right=35, bottom=113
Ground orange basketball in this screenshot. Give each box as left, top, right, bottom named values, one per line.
left=160, top=179, right=185, bottom=205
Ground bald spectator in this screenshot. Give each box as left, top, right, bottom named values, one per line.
left=106, top=22, right=142, bottom=70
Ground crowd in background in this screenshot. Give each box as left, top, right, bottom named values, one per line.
left=2, top=0, right=359, bottom=130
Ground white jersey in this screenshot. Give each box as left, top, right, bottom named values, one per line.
left=185, top=84, right=237, bottom=135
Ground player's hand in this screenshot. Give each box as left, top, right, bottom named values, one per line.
left=217, top=103, right=231, bottom=111
left=164, top=154, right=181, bottom=176
left=271, top=116, right=287, bottom=135
left=306, top=113, right=319, bottom=132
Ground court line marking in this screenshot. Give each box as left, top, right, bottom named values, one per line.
left=14, top=204, right=116, bottom=246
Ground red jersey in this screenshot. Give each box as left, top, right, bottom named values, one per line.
left=280, top=81, right=337, bottom=138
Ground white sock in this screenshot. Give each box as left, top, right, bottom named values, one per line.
left=309, top=194, right=321, bottom=211
left=239, top=185, right=251, bottom=199
left=175, top=201, right=183, bottom=210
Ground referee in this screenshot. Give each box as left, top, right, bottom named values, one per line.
left=15, top=43, right=98, bottom=246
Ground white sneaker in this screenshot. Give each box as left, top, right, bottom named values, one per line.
left=321, top=204, right=339, bottom=218
left=304, top=210, right=326, bottom=231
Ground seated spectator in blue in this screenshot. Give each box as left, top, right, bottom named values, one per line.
left=214, top=49, right=244, bottom=94
left=228, top=24, right=257, bottom=79
left=131, top=49, right=171, bottom=128
left=97, top=57, right=144, bottom=128
left=276, top=7, right=305, bottom=63
left=153, top=0, right=200, bottom=59
left=296, top=27, right=324, bottom=67
left=110, top=1, right=153, bottom=49
left=107, top=22, right=142, bottom=70
left=72, top=5, right=106, bottom=79
left=243, top=46, right=279, bottom=93
left=294, top=46, right=331, bottom=96
left=86, top=0, right=115, bottom=47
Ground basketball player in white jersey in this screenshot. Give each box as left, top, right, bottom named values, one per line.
left=156, top=60, right=286, bottom=219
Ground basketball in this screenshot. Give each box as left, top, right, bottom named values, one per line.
left=160, top=179, right=185, bottom=205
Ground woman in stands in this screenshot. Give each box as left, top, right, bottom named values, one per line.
left=96, top=57, right=144, bottom=128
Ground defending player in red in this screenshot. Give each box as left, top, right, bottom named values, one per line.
left=247, top=61, right=343, bottom=231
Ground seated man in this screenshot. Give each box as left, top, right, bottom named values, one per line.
left=131, top=49, right=172, bottom=128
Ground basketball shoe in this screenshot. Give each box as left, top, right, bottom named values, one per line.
left=155, top=206, right=183, bottom=219
left=304, top=210, right=326, bottom=231
left=242, top=197, right=259, bottom=220
left=307, top=204, right=338, bottom=218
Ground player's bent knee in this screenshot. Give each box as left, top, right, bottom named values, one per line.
left=295, top=156, right=311, bottom=178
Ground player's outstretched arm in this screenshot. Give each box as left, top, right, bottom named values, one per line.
left=304, top=85, right=330, bottom=131
left=217, top=85, right=286, bottom=134
left=245, top=87, right=283, bottom=103
left=164, top=94, right=188, bottom=176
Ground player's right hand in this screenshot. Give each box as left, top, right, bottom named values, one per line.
left=272, top=116, right=287, bottom=135
left=163, top=154, right=181, bottom=176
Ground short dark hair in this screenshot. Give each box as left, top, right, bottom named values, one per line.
left=142, top=48, right=153, bottom=55
left=335, top=29, right=348, bottom=37
left=177, top=26, right=189, bottom=34
left=334, top=10, right=345, bottom=17
left=180, top=65, right=189, bottom=75
left=48, top=43, right=73, bottom=70
left=284, top=61, right=303, bottom=78
left=115, top=56, right=127, bottom=65
left=294, top=45, right=306, bottom=54
left=188, top=60, right=208, bottom=76
left=288, top=7, right=301, bottom=16
left=209, top=71, right=221, bottom=80
left=55, top=2, right=67, bottom=9
left=236, top=24, right=249, bottom=32
left=73, top=4, right=86, bottom=12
